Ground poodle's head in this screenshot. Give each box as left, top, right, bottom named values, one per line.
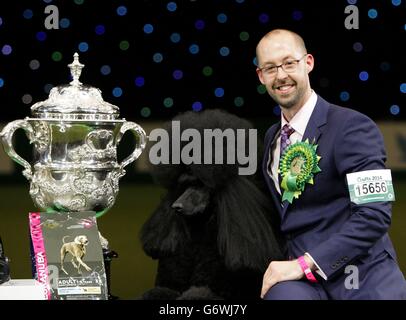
left=150, top=109, right=261, bottom=190
left=171, top=172, right=211, bottom=217
left=141, top=109, right=284, bottom=272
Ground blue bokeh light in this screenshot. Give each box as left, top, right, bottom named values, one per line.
left=78, top=42, right=89, bottom=52
left=143, top=24, right=154, bottom=34
left=135, top=76, right=145, bottom=87
left=217, top=13, right=228, bottom=23
left=214, top=87, right=225, bottom=97
left=112, top=87, right=123, bottom=97
left=347, top=0, right=357, bottom=4
left=95, top=25, right=105, bottom=35
left=273, top=106, right=281, bottom=116
left=392, top=0, right=401, bottom=6
left=195, top=20, right=205, bottom=30
left=192, top=101, right=203, bottom=112
left=100, top=65, right=111, bottom=75
left=0, top=78, right=4, bottom=87
left=390, top=105, right=400, bottom=115
left=167, top=2, right=177, bottom=12
left=23, top=9, right=33, bottom=19
left=359, top=71, right=369, bottom=81
left=259, top=13, right=269, bottom=24
left=340, top=91, right=350, bottom=102
left=368, top=9, right=378, bottom=19
left=153, top=53, right=163, bottom=63
left=400, top=83, right=406, bottom=93
left=353, top=42, right=363, bottom=52
left=117, top=6, right=127, bottom=16
left=219, top=47, right=230, bottom=56
left=170, top=32, right=181, bottom=43
left=189, top=44, right=200, bottom=54
left=60, top=18, right=70, bottom=28
left=36, top=31, right=47, bottom=41
left=292, top=10, right=303, bottom=21
left=173, top=70, right=183, bottom=80
left=1, top=45, right=12, bottom=55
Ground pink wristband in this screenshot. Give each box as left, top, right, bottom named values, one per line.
left=298, top=256, right=318, bottom=283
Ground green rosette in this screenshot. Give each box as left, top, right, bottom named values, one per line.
left=279, top=139, right=321, bottom=203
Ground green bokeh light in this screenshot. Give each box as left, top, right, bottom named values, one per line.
left=141, top=107, right=151, bottom=117
left=239, top=31, right=250, bottom=41
left=202, top=66, right=213, bottom=76
left=52, top=51, right=63, bottom=62
left=234, top=96, right=244, bottom=107
left=119, top=40, right=130, bottom=50
left=257, top=84, right=267, bottom=94
left=163, top=97, right=174, bottom=108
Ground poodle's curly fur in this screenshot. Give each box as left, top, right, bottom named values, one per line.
left=140, top=109, right=285, bottom=300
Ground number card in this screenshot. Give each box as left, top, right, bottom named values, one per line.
left=346, top=169, right=395, bottom=205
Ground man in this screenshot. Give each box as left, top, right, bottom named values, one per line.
left=256, top=29, right=406, bottom=299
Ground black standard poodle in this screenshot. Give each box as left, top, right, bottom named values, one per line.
left=140, top=109, right=285, bottom=300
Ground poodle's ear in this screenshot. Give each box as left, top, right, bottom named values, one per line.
left=140, top=192, right=188, bottom=259
left=215, top=177, right=284, bottom=272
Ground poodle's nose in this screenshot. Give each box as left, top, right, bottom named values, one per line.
left=171, top=202, right=183, bottom=213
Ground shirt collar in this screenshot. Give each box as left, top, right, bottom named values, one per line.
left=281, top=90, right=318, bottom=136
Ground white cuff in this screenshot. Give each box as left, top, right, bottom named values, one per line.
left=305, top=252, right=328, bottom=281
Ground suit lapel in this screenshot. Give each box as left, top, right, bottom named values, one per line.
left=303, top=95, right=329, bottom=143
left=281, top=95, right=329, bottom=217
left=262, top=122, right=283, bottom=217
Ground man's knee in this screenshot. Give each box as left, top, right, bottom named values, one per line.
left=264, top=281, right=325, bottom=300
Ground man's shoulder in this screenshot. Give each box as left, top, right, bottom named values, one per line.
left=319, top=98, right=382, bottom=142
left=320, top=97, right=375, bottom=125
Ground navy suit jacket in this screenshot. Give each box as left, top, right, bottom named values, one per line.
left=262, top=95, right=406, bottom=299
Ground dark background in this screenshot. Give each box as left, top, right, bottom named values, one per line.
left=0, top=0, right=405, bottom=300
left=0, top=0, right=404, bottom=122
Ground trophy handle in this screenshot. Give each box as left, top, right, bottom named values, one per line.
left=0, top=119, right=35, bottom=181
left=117, top=121, right=147, bottom=170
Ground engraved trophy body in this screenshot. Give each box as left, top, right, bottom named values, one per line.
left=0, top=53, right=146, bottom=298
left=1, top=53, right=146, bottom=216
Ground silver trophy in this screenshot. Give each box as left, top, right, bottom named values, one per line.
left=0, top=53, right=147, bottom=217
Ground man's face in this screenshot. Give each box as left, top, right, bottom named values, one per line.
left=256, top=34, right=314, bottom=110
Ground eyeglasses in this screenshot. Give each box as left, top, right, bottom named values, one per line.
left=259, top=54, right=307, bottom=77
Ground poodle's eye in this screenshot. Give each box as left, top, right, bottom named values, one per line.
left=178, top=173, right=199, bottom=185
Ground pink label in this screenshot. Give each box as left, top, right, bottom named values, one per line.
left=29, top=212, right=51, bottom=300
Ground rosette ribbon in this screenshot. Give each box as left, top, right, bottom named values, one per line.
left=279, top=139, right=321, bottom=203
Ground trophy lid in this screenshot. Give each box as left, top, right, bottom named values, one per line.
left=30, top=53, right=120, bottom=121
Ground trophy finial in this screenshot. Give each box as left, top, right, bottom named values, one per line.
left=68, top=52, right=85, bottom=87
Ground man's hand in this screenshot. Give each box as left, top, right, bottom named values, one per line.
left=260, top=256, right=315, bottom=299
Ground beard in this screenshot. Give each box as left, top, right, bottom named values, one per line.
left=267, top=79, right=307, bottom=109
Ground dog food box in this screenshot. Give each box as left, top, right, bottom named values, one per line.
left=29, top=211, right=108, bottom=300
